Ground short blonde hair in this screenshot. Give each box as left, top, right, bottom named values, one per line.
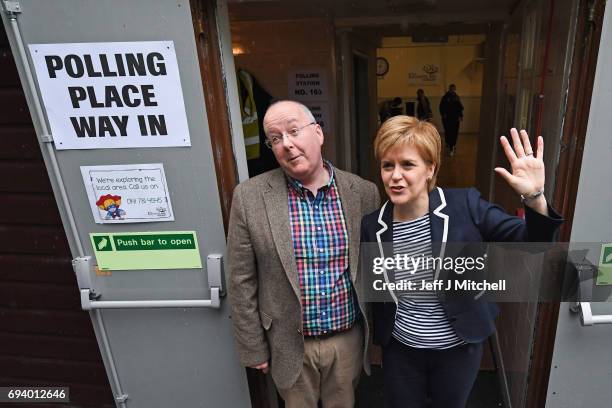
left=374, top=115, right=442, bottom=191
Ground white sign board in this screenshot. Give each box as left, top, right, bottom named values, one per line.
left=288, top=70, right=328, bottom=101
left=29, top=41, right=191, bottom=150
left=81, top=163, right=174, bottom=224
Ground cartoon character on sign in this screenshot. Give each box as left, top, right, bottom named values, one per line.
left=96, top=194, right=126, bottom=220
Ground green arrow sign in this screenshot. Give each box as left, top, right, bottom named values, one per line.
left=90, top=231, right=202, bottom=270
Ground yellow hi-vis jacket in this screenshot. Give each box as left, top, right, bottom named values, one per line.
left=237, top=70, right=260, bottom=160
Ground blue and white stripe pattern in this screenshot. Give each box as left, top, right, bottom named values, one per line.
left=391, top=214, right=464, bottom=349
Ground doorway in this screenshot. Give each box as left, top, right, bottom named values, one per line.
left=225, top=1, right=582, bottom=406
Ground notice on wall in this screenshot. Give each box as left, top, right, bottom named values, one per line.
left=81, top=163, right=174, bottom=224
left=28, top=41, right=191, bottom=150
left=288, top=69, right=331, bottom=133
left=288, top=70, right=328, bottom=101
left=90, top=231, right=202, bottom=270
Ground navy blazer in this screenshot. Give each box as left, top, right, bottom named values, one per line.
left=361, top=187, right=563, bottom=346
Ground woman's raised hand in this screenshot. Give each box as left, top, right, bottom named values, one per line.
left=495, top=129, right=546, bottom=207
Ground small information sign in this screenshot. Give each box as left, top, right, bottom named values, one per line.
left=81, top=163, right=174, bottom=224
left=288, top=70, right=328, bottom=101
left=597, top=243, right=612, bottom=285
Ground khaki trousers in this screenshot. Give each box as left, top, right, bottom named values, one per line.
left=276, top=324, right=363, bottom=408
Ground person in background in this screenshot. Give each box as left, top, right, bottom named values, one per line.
left=361, top=116, right=563, bottom=408
left=416, top=89, right=433, bottom=122
left=380, top=97, right=404, bottom=123
left=439, top=84, right=464, bottom=156
left=236, top=69, right=279, bottom=177
left=228, top=100, right=380, bottom=407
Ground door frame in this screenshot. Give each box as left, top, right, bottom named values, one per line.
left=526, top=1, right=606, bottom=406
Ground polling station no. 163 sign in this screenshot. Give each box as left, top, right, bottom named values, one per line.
left=28, top=41, right=191, bottom=150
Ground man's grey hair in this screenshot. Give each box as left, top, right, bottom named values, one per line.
left=266, top=100, right=316, bottom=124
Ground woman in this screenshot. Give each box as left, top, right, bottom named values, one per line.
left=361, top=116, right=563, bottom=408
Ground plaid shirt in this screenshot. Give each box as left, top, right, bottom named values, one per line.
left=287, top=162, right=356, bottom=336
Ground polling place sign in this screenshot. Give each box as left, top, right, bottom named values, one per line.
left=28, top=41, right=191, bottom=150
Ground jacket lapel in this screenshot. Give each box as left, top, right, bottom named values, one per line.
left=335, top=171, right=361, bottom=283
left=429, top=187, right=449, bottom=280
left=375, top=201, right=398, bottom=304
left=375, top=189, right=449, bottom=300
left=377, top=200, right=394, bottom=253
left=262, top=170, right=301, bottom=300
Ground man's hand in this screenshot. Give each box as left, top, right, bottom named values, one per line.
left=250, top=361, right=269, bottom=374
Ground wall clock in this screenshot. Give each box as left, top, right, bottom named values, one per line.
left=377, top=57, right=389, bottom=76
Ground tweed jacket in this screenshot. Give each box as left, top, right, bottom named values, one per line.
left=227, top=166, right=380, bottom=390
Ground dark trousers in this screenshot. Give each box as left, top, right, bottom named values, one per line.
left=442, top=119, right=460, bottom=149
left=382, top=338, right=483, bottom=408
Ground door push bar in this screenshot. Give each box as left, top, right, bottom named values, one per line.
left=571, top=302, right=612, bottom=325
left=567, top=258, right=612, bottom=326
left=72, top=255, right=224, bottom=310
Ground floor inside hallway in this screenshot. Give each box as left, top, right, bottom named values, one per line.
left=436, top=132, right=479, bottom=189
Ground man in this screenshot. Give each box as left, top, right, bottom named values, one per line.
left=228, top=100, right=380, bottom=407
left=439, top=84, right=464, bottom=156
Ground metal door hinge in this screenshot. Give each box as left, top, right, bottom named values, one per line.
left=2, top=1, right=22, bottom=14
left=40, top=133, right=54, bottom=143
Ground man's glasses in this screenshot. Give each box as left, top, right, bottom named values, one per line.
left=264, top=122, right=316, bottom=148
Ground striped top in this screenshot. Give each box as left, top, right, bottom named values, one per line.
left=287, top=162, right=356, bottom=336
left=392, top=214, right=464, bottom=349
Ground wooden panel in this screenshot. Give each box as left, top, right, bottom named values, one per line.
left=0, top=23, right=114, bottom=406
left=0, top=22, right=7, bottom=45
left=0, top=282, right=80, bottom=310
left=0, top=89, right=31, bottom=125
left=0, top=333, right=102, bottom=362
left=0, top=309, right=94, bottom=338
left=0, top=254, right=73, bottom=284
left=0, top=225, right=70, bottom=255
left=0, top=160, right=53, bottom=193
left=0, top=355, right=109, bottom=385
left=0, top=47, right=20, bottom=87
left=0, top=127, right=42, bottom=159
left=0, top=193, right=62, bottom=225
